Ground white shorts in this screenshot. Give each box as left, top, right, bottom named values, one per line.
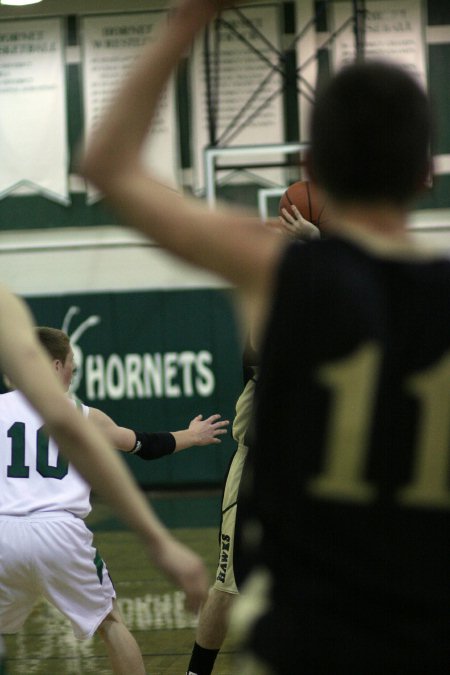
left=0, top=513, right=115, bottom=640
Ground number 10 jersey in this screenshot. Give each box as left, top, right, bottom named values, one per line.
left=0, top=390, right=91, bottom=518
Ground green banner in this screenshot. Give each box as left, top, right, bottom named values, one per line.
left=25, top=289, right=243, bottom=487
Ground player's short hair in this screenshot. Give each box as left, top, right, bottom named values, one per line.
left=36, top=327, right=71, bottom=363
left=309, top=61, right=432, bottom=205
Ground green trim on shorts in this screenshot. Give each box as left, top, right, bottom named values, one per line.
left=94, top=549, right=104, bottom=584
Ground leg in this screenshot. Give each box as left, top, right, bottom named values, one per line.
left=187, top=587, right=235, bottom=674
left=96, top=600, right=145, bottom=675
left=196, top=587, right=235, bottom=649
left=188, top=381, right=255, bottom=675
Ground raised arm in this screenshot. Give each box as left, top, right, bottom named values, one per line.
left=80, top=0, right=286, bottom=329
left=88, top=407, right=229, bottom=456
left=0, top=285, right=208, bottom=611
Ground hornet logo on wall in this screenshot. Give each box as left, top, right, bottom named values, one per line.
left=61, top=305, right=215, bottom=402
left=62, top=306, right=101, bottom=394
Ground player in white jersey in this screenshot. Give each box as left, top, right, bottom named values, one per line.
left=0, top=326, right=228, bottom=675
left=0, top=390, right=92, bottom=517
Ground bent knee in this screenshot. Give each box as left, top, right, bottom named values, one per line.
left=210, top=587, right=236, bottom=609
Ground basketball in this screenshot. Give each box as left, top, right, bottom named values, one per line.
left=278, top=180, right=329, bottom=229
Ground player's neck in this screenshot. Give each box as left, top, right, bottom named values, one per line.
left=326, top=202, right=410, bottom=240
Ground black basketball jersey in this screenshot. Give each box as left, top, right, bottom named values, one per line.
left=249, top=230, right=450, bottom=673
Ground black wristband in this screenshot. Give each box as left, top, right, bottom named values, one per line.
left=130, top=431, right=176, bottom=460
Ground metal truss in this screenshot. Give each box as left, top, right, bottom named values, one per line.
left=202, top=1, right=366, bottom=201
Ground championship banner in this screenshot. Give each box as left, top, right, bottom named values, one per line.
left=332, top=0, right=427, bottom=86
left=25, top=289, right=243, bottom=486
left=295, top=0, right=318, bottom=144
left=191, top=3, right=285, bottom=193
left=0, top=18, right=69, bottom=204
left=81, top=12, right=179, bottom=203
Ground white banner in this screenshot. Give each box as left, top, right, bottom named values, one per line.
left=191, top=3, right=285, bottom=193
left=332, top=0, right=427, bottom=86
left=295, top=0, right=318, bottom=145
left=81, top=12, right=179, bottom=202
left=0, top=18, right=69, bottom=204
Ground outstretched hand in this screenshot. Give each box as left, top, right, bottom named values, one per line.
left=189, top=413, right=229, bottom=445
left=279, top=205, right=320, bottom=241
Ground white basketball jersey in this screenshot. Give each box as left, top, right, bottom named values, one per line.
left=0, top=390, right=91, bottom=518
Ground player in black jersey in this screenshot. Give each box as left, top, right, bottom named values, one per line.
left=81, top=0, right=450, bottom=673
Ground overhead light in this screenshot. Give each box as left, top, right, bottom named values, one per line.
left=1, top=0, right=43, bottom=5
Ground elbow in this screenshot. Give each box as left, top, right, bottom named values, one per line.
left=79, top=144, right=136, bottom=199
left=77, top=141, right=109, bottom=192
left=76, top=127, right=119, bottom=190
